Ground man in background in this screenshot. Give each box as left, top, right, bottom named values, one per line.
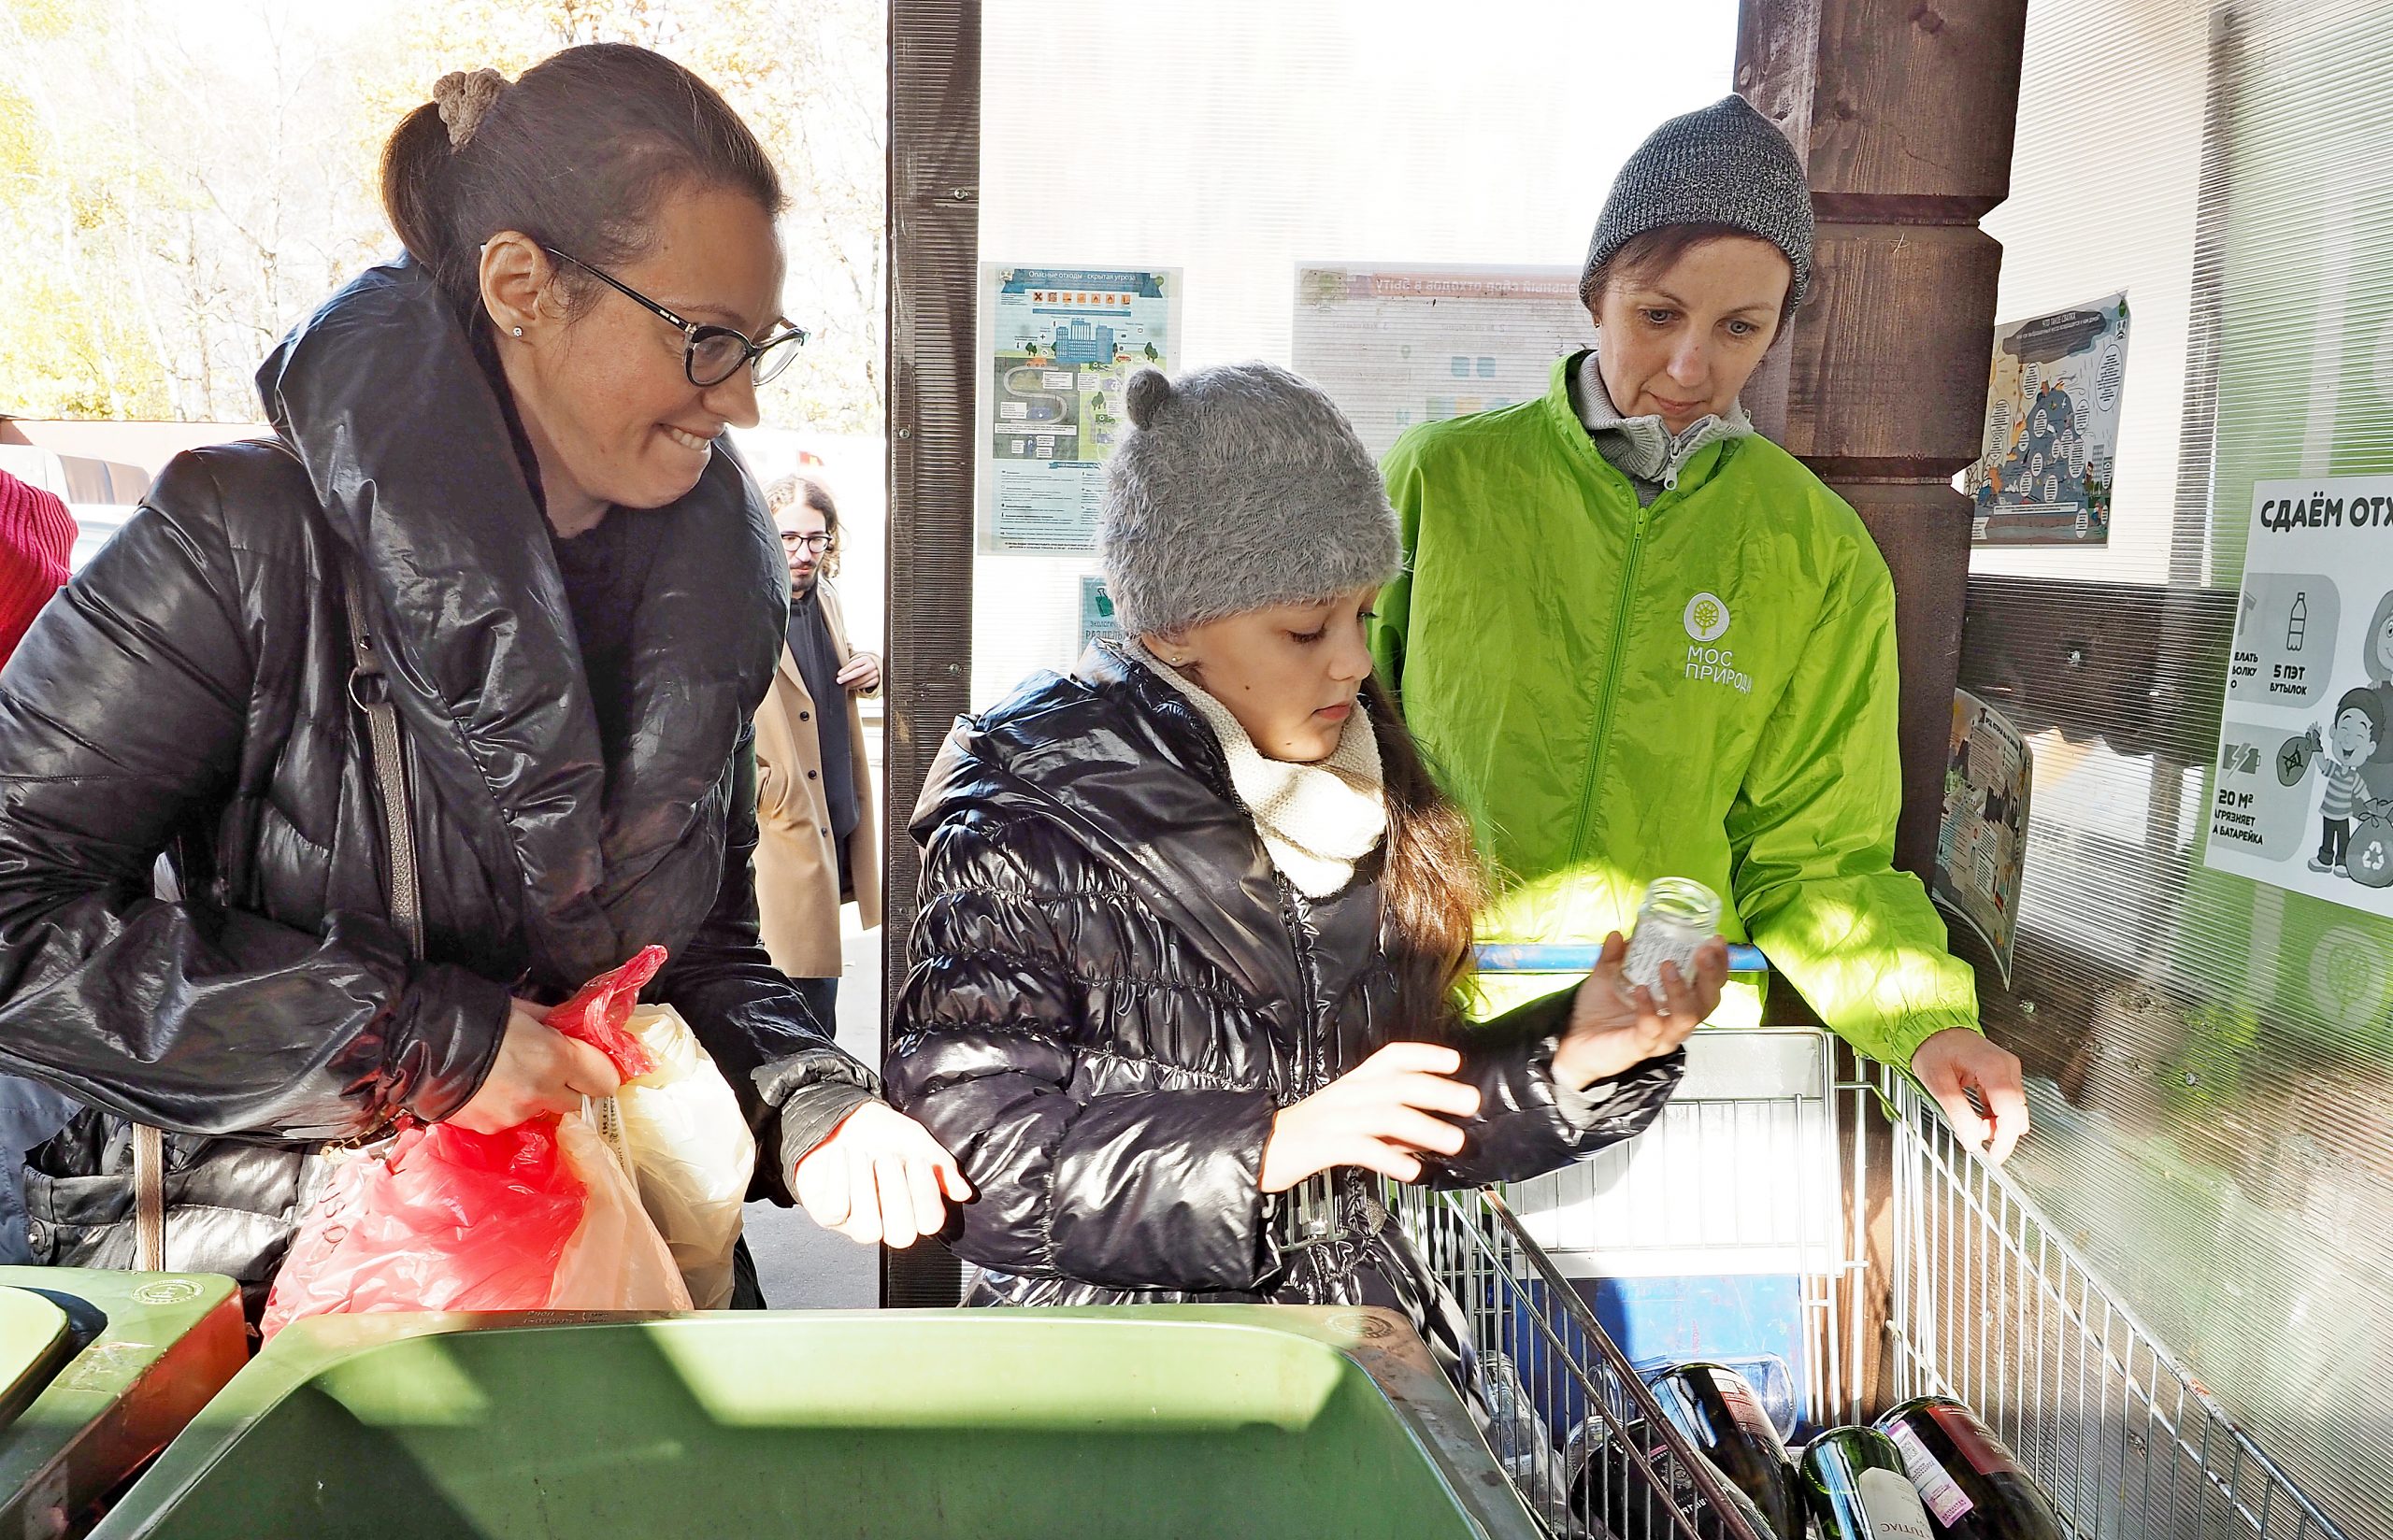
left=753, top=474, right=881, bottom=1035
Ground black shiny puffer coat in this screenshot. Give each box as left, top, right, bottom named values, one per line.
left=0, top=260, right=872, bottom=1298
left=888, top=644, right=1683, bottom=1342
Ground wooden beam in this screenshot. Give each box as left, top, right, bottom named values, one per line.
left=881, top=0, right=980, bottom=1310
left=1738, top=0, right=2028, bottom=876
left=1737, top=0, right=2030, bottom=1415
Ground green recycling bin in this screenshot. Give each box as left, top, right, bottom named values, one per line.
left=0, top=1266, right=247, bottom=1540
left=92, top=1306, right=1540, bottom=1539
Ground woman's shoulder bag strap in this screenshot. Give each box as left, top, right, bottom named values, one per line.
left=337, top=548, right=425, bottom=960
left=129, top=547, right=425, bottom=1273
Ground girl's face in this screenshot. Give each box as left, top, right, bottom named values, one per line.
left=1149, top=586, right=1380, bottom=764
left=483, top=184, right=788, bottom=521
left=1591, top=234, right=1791, bottom=435
left=2374, top=614, right=2393, bottom=676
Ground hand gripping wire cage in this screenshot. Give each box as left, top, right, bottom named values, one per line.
left=1877, top=1071, right=2351, bottom=1540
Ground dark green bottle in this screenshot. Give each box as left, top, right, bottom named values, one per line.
left=1569, top=1414, right=1785, bottom=1540
left=1799, top=1427, right=1937, bottom=1540
left=1872, top=1397, right=2066, bottom=1540
left=1647, top=1362, right=1807, bottom=1539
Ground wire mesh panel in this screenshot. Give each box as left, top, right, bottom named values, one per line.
left=1387, top=1182, right=1767, bottom=1540
left=1882, top=1075, right=2352, bottom=1540
left=1389, top=1081, right=2353, bottom=1540
left=1503, top=1024, right=1848, bottom=1432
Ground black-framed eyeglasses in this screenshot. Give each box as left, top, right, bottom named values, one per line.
left=543, top=246, right=809, bottom=388
left=781, top=532, right=835, bottom=555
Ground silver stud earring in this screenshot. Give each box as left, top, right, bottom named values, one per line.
left=510, top=326, right=524, bottom=338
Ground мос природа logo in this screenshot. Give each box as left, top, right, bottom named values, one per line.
left=1681, top=592, right=1752, bottom=693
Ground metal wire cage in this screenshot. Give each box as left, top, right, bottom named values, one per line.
left=1506, top=1024, right=1848, bottom=1433
left=1385, top=1180, right=1769, bottom=1540
left=1879, top=1072, right=2352, bottom=1540
left=1387, top=1013, right=2351, bottom=1539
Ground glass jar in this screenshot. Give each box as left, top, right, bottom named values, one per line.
left=1621, top=877, right=1722, bottom=992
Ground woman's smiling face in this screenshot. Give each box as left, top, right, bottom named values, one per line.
left=485, top=183, right=788, bottom=518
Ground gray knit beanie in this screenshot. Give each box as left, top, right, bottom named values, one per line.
left=1098, top=363, right=1399, bottom=637
left=1580, top=94, right=1814, bottom=310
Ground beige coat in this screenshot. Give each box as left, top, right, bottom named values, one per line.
left=752, top=580, right=881, bottom=977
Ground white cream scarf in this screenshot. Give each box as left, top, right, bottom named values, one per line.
left=1129, top=642, right=1388, bottom=897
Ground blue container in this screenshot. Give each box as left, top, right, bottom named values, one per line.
left=1580, top=1274, right=1807, bottom=1439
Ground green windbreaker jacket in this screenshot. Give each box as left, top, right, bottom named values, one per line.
left=1373, top=353, right=1979, bottom=1066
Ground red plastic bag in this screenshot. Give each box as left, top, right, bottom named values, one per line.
left=261, top=947, right=692, bottom=1337
left=545, top=944, right=666, bottom=1077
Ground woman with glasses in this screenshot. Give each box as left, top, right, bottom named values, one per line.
left=0, top=44, right=963, bottom=1313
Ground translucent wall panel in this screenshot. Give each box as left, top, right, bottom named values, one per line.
left=1967, top=6, right=2393, bottom=1533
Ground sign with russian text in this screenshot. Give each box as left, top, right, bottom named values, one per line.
left=2206, top=476, right=2393, bottom=909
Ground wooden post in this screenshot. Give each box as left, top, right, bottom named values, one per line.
left=881, top=0, right=980, bottom=1309
left=1738, top=0, right=2028, bottom=877
left=1736, top=0, right=2029, bottom=1413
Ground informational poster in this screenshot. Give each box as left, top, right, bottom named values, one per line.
left=2206, top=476, right=2393, bottom=910
left=1934, top=691, right=2033, bottom=986
left=980, top=265, right=1180, bottom=554
left=1966, top=292, right=2131, bottom=546
left=1291, top=264, right=1591, bottom=460
left=1078, top=576, right=1121, bottom=652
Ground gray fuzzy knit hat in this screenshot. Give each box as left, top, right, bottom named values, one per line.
left=1580, top=94, right=1814, bottom=310
left=1098, top=363, right=1399, bottom=637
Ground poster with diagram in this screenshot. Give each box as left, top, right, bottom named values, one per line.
left=980, top=265, right=1180, bottom=554
left=1966, top=292, right=2131, bottom=546
left=2205, top=476, right=2393, bottom=911
left=1933, top=691, right=2033, bottom=987
left=1291, top=265, right=1592, bottom=460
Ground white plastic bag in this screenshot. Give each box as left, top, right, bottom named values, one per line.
left=548, top=1112, right=696, bottom=1312
left=588, top=1005, right=756, bottom=1308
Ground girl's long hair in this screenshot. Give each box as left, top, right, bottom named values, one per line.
left=1365, top=676, right=1486, bottom=1037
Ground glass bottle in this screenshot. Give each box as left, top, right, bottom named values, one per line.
left=1623, top=877, right=1723, bottom=991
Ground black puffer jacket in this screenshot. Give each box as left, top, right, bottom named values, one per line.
left=0, top=261, right=873, bottom=1296
left=888, top=644, right=1683, bottom=1339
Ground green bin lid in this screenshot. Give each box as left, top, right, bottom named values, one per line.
left=0, top=1288, right=72, bottom=1432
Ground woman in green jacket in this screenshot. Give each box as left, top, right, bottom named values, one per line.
left=1373, top=95, right=2028, bottom=1161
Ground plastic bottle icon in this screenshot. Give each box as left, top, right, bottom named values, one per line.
left=2288, top=592, right=2308, bottom=651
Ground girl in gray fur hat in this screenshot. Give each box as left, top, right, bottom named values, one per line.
left=889, top=361, right=1727, bottom=1404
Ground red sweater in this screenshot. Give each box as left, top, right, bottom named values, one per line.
left=0, top=470, right=77, bottom=668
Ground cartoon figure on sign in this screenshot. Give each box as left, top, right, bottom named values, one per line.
left=2343, top=592, right=2393, bottom=888
left=2363, top=591, right=2393, bottom=724
left=1974, top=788, right=2016, bottom=915
left=2300, top=689, right=2385, bottom=877
left=1937, top=733, right=1972, bottom=878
